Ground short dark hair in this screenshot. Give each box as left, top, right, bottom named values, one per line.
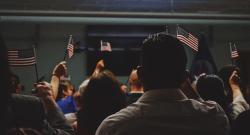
left=141, top=34, right=187, bottom=90
left=196, top=74, right=228, bottom=108
left=78, top=70, right=126, bottom=133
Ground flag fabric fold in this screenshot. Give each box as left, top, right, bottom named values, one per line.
left=177, top=26, right=199, bottom=52
left=8, top=49, right=36, bottom=66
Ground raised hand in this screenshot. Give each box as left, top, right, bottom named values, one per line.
left=229, top=70, right=240, bottom=86
left=52, top=61, right=67, bottom=78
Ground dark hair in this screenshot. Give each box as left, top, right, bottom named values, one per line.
left=0, top=35, right=12, bottom=134
left=196, top=74, right=228, bottom=109
left=56, top=80, right=74, bottom=101
left=141, top=34, right=187, bottom=90
left=78, top=70, right=126, bottom=134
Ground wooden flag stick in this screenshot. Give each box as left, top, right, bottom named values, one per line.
left=229, top=42, right=234, bottom=65
left=33, top=45, right=39, bottom=82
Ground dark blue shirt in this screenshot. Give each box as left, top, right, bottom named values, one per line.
left=56, top=96, right=77, bottom=114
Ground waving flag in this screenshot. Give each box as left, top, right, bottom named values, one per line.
left=230, top=43, right=239, bottom=58
left=67, top=35, right=74, bottom=59
left=8, top=49, right=36, bottom=66
left=100, top=40, right=112, bottom=52
left=67, top=43, right=74, bottom=59
left=177, top=26, right=199, bottom=52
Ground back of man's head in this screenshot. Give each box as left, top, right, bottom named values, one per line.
left=141, top=34, right=187, bottom=90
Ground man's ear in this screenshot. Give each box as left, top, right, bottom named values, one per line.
left=136, top=66, right=143, bottom=83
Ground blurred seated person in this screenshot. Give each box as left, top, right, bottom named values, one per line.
left=126, top=68, right=144, bottom=104
left=77, top=70, right=126, bottom=135
left=0, top=35, right=74, bottom=135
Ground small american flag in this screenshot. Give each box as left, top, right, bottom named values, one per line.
left=100, top=40, right=112, bottom=52
left=8, top=49, right=36, bottom=66
left=67, top=43, right=74, bottom=58
left=230, top=43, right=239, bottom=58
left=67, top=36, right=74, bottom=59
left=177, top=26, right=199, bottom=52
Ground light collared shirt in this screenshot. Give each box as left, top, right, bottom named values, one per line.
left=96, top=89, right=230, bottom=135
left=230, top=93, right=250, bottom=120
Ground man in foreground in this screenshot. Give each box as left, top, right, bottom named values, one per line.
left=96, top=34, right=230, bottom=135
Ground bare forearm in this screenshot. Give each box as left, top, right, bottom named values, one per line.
left=51, top=75, right=60, bottom=99
left=230, top=84, right=242, bottom=100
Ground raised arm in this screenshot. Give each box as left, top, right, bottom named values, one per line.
left=51, top=61, right=67, bottom=100
left=92, top=59, right=104, bottom=77
left=229, top=71, right=242, bottom=99
left=229, top=70, right=250, bottom=120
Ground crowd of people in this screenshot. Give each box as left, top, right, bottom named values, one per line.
left=1, top=33, right=250, bottom=135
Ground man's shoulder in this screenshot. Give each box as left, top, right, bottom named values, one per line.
left=105, top=103, right=141, bottom=123
left=188, top=99, right=226, bottom=113
left=96, top=104, right=141, bottom=135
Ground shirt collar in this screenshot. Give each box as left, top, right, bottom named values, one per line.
left=137, top=88, right=188, bottom=103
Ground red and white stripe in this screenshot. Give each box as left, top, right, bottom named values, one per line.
left=8, top=50, right=36, bottom=66
left=231, top=50, right=239, bottom=58
left=177, top=34, right=198, bottom=51
left=67, top=43, right=74, bottom=58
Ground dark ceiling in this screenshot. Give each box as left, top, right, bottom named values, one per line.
left=0, top=0, right=250, bottom=14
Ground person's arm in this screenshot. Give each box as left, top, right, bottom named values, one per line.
left=51, top=61, right=67, bottom=100
left=229, top=70, right=250, bottom=120
left=35, top=82, right=74, bottom=135
left=92, top=59, right=104, bottom=77
left=229, top=71, right=243, bottom=100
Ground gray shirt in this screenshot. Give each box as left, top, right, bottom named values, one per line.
left=96, top=89, right=230, bottom=135
left=230, top=93, right=250, bottom=120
